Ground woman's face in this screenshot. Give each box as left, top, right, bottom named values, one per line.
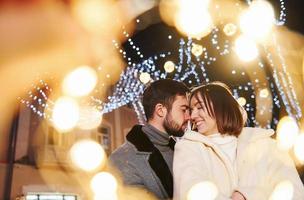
left=190, top=94, right=218, bottom=136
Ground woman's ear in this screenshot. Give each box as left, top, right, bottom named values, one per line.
left=155, top=103, right=167, bottom=118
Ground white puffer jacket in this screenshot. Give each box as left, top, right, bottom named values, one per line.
left=173, top=127, right=304, bottom=200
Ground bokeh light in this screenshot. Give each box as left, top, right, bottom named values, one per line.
left=237, top=97, right=247, bottom=107
left=70, top=140, right=106, bottom=171
left=239, top=0, right=275, bottom=41
left=234, top=35, right=258, bottom=62
left=174, top=0, right=213, bottom=39
left=164, top=61, right=175, bottom=73
left=139, top=72, right=151, bottom=84
left=276, top=116, right=299, bottom=150
left=52, top=97, right=79, bottom=132
left=72, top=0, right=120, bottom=35
left=259, top=88, right=269, bottom=98
left=191, top=43, right=204, bottom=57
left=62, top=66, right=98, bottom=97
left=270, top=180, right=294, bottom=200
left=223, top=23, right=237, bottom=36
left=91, top=172, right=118, bottom=199
left=187, top=181, right=218, bottom=200
left=294, top=133, right=304, bottom=164
left=77, top=106, right=102, bottom=130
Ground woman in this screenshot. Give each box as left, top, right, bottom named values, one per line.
left=173, top=82, right=304, bottom=200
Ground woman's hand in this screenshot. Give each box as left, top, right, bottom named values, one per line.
left=231, top=191, right=246, bottom=200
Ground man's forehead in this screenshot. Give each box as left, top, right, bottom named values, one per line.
left=174, top=95, right=187, bottom=101
left=173, top=95, right=188, bottom=105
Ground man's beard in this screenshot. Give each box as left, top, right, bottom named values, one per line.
left=163, top=113, right=186, bottom=137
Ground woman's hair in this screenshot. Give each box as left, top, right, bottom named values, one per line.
left=190, top=81, right=243, bottom=137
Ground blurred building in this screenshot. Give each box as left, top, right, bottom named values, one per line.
left=0, top=102, right=138, bottom=199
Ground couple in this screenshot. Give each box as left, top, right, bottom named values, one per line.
left=109, top=79, right=304, bottom=200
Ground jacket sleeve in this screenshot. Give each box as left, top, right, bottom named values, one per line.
left=267, top=141, right=304, bottom=199
left=236, top=140, right=304, bottom=200
left=109, top=151, right=144, bottom=187
left=173, top=140, right=231, bottom=200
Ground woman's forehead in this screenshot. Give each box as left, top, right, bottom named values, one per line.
left=190, top=94, right=206, bottom=105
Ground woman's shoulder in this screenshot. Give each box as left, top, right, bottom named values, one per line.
left=175, top=131, right=210, bottom=151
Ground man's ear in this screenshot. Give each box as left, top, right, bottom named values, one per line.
left=154, top=103, right=167, bottom=118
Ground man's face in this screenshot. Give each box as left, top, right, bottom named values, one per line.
left=164, top=95, right=190, bottom=137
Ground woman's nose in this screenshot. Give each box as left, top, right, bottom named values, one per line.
left=190, top=109, right=197, bottom=119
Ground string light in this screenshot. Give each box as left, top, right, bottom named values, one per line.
left=19, top=0, right=296, bottom=131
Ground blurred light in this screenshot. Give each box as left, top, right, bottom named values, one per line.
left=175, top=11, right=213, bottom=39
left=70, top=140, right=106, bottom=171
left=294, top=133, right=304, bottom=164
left=174, top=0, right=213, bottom=39
left=187, top=181, right=218, bottom=200
left=139, top=72, right=151, bottom=84
left=239, top=0, right=275, bottom=41
left=91, top=172, right=118, bottom=198
left=259, top=88, right=269, bottom=98
left=94, top=194, right=117, bottom=200
left=63, top=66, right=97, bottom=97
left=270, top=180, right=294, bottom=200
left=223, top=23, right=237, bottom=36
left=164, top=61, right=175, bottom=73
left=52, top=97, right=79, bottom=132
left=72, top=0, right=116, bottom=34
left=234, top=35, right=258, bottom=62
left=276, top=116, right=299, bottom=150
left=77, top=106, right=102, bottom=130
left=191, top=44, right=203, bottom=57
left=237, top=97, right=247, bottom=107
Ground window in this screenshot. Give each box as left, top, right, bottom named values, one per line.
left=97, top=125, right=111, bottom=152
left=20, top=193, right=78, bottom=200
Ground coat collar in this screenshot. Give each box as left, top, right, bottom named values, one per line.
left=126, top=125, right=154, bottom=152
left=126, top=125, right=174, bottom=198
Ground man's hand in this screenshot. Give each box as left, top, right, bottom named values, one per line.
left=231, top=191, right=246, bottom=200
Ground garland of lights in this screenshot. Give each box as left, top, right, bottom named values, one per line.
left=20, top=0, right=299, bottom=129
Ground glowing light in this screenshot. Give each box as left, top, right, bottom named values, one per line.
left=237, top=97, right=247, bottom=107
left=139, top=72, right=151, bottom=84
left=294, top=133, right=304, bottom=164
left=234, top=35, right=258, bottom=62
left=191, top=44, right=203, bottom=57
left=52, top=97, right=79, bottom=132
left=72, top=0, right=119, bottom=34
left=174, top=0, right=213, bottom=39
left=223, top=23, right=237, bottom=36
left=91, top=172, right=118, bottom=198
left=187, top=181, right=218, bottom=200
left=77, top=106, right=102, bottom=130
left=70, top=140, right=106, bottom=171
left=259, top=88, right=269, bottom=98
left=240, top=0, right=275, bottom=41
left=63, top=66, right=98, bottom=97
left=276, top=116, right=299, bottom=150
left=164, top=61, right=175, bottom=73
left=270, top=180, right=294, bottom=200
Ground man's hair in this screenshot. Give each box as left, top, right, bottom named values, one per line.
left=142, top=79, right=189, bottom=120
left=190, top=81, right=243, bottom=137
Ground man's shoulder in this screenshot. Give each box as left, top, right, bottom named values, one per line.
left=109, top=141, right=137, bottom=161
left=110, top=141, right=136, bottom=157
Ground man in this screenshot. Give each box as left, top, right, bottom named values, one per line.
left=109, top=79, right=190, bottom=199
